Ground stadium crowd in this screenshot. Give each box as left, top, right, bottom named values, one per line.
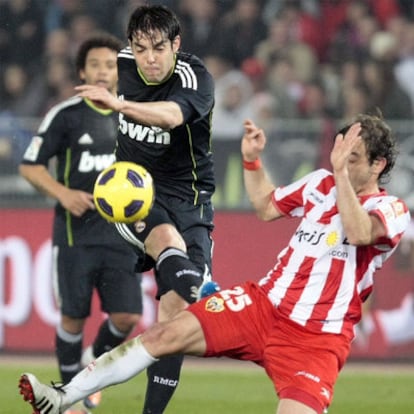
left=1, top=0, right=414, bottom=202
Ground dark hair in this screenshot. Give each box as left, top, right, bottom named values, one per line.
left=75, top=32, right=123, bottom=75
left=127, top=5, right=181, bottom=43
left=338, top=112, right=397, bottom=183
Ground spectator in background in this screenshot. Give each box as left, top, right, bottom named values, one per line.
left=297, top=79, right=337, bottom=171
left=0, top=63, right=45, bottom=117
left=326, top=0, right=377, bottom=65
left=273, top=0, right=324, bottom=61
left=361, top=58, right=412, bottom=119
left=394, top=21, right=414, bottom=113
left=0, top=0, right=44, bottom=71
left=369, top=0, right=401, bottom=28
left=241, top=57, right=268, bottom=94
left=298, top=78, right=335, bottom=120
left=214, top=0, right=267, bottom=67
left=0, top=111, right=31, bottom=176
left=320, top=0, right=401, bottom=60
left=212, top=68, right=254, bottom=141
left=265, top=56, right=302, bottom=118
left=66, top=14, right=99, bottom=62
left=44, top=0, right=88, bottom=33
left=338, top=83, right=371, bottom=123
left=255, top=13, right=318, bottom=84
left=44, top=29, right=72, bottom=61
left=0, top=109, right=33, bottom=202
left=40, top=57, right=78, bottom=113
left=178, top=0, right=219, bottom=59
left=209, top=59, right=255, bottom=208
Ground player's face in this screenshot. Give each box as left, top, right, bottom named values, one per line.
left=346, top=140, right=382, bottom=194
left=129, top=30, right=180, bottom=83
left=79, top=47, right=118, bottom=94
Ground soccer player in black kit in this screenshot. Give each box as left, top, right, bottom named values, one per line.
left=19, top=33, right=143, bottom=414
left=75, top=5, right=220, bottom=414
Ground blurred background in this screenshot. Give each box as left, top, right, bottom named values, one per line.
left=1, top=0, right=414, bottom=360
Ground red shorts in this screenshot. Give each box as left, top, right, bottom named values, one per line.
left=188, top=281, right=351, bottom=414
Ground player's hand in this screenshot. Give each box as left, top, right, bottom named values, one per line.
left=330, top=122, right=362, bottom=174
left=59, top=188, right=96, bottom=217
left=75, top=85, right=121, bottom=111
left=241, top=119, right=266, bottom=161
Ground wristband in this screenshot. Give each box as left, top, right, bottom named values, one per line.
left=243, top=158, right=262, bottom=171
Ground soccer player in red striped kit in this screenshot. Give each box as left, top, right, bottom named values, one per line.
left=20, top=113, right=410, bottom=414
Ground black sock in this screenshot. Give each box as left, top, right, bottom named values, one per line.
left=142, top=354, right=184, bottom=414
left=55, top=326, right=82, bottom=384
left=92, top=319, right=128, bottom=357
left=156, top=248, right=203, bottom=303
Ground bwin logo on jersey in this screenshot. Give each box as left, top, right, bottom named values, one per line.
left=119, top=113, right=171, bottom=145
left=78, top=151, right=116, bottom=172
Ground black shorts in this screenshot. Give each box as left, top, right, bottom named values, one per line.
left=53, top=244, right=143, bottom=319
left=115, top=194, right=214, bottom=298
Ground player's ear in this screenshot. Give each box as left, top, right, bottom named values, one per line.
left=373, top=157, right=387, bottom=176
left=79, top=69, right=86, bottom=82
left=172, top=35, right=181, bottom=53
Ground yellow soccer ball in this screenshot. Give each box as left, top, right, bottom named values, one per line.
left=93, top=161, right=154, bottom=223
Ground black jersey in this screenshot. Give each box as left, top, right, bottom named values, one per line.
left=116, top=48, right=215, bottom=205
left=21, top=96, right=126, bottom=247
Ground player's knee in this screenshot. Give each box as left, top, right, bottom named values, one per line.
left=110, top=313, right=141, bottom=334
left=141, top=321, right=177, bottom=356
left=146, top=224, right=186, bottom=258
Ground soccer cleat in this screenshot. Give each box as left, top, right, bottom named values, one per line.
left=81, top=346, right=102, bottom=409
left=195, top=264, right=220, bottom=300
left=197, top=280, right=220, bottom=300
left=83, top=392, right=101, bottom=410
left=19, top=373, right=63, bottom=414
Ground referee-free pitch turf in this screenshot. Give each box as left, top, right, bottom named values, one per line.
left=3, top=356, right=414, bottom=413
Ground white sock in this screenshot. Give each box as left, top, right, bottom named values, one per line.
left=61, top=336, right=158, bottom=408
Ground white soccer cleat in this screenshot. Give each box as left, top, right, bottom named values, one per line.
left=19, top=373, right=64, bottom=414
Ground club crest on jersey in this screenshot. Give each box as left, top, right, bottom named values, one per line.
left=205, top=296, right=225, bottom=313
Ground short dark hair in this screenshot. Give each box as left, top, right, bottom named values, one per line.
left=127, top=5, right=181, bottom=43
left=338, top=112, right=397, bottom=183
left=75, top=32, right=123, bottom=75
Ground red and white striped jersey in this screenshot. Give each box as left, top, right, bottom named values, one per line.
left=258, top=169, right=411, bottom=339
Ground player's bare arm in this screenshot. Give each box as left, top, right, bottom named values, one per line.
left=331, top=123, right=387, bottom=245
left=117, top=99, right=183, bottom=130
left=19, top=164, right=95, bottom=217
left=242, top=119, right=282, bottom=221
left=75, top=84, right=183, bottom=129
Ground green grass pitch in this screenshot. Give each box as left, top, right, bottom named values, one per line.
left=2, top=356, right=413, bottom=413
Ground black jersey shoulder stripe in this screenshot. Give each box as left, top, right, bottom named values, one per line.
left=38, top=96, right=82, bottom=134
left=175, top=60, right=198, bottom=90
left=118, top=46, right=134, bottom=59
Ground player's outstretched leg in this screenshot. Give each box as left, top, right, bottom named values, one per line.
left=19, top=336, right=158, bottom=414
